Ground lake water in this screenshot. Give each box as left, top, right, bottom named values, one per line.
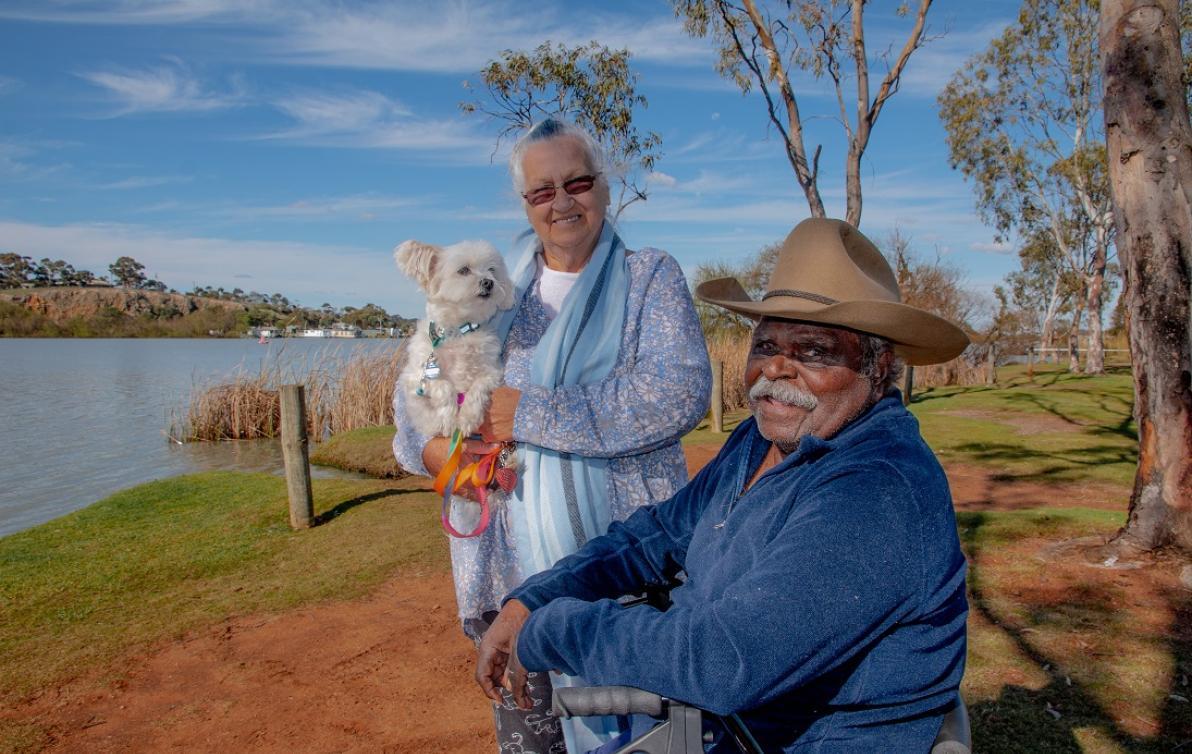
left=0, top=338, right=403, bottom=538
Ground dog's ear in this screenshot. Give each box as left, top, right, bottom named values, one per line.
left=394, top=240, right=439, bottom=291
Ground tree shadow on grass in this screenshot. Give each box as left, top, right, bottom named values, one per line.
left=960, top=509, right=1192, bottom=752
left=910, top=385, right=1001, bottom=405
left=998, top=389, right=1136, bottom=441
left=950, top=442, right=1135, bottom=485
left=315, top=487, right=423, bottom=525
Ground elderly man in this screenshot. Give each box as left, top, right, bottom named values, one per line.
left=476, top=218, right=971, bottom=753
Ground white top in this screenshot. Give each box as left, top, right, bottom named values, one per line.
left=536, top=255, right=582, bottom=320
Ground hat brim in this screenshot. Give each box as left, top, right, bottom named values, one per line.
left=695, top=277, right=970, bottom=366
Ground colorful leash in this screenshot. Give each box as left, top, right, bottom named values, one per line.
left=433, top=429, right=507, bottom=539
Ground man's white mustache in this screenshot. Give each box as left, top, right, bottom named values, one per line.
left=749, top=376, right=818, bottom=410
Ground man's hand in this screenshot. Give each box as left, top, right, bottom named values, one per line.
left=422, top=437, right=501, bottom=502
left=476, top=599, right=534, bottom=709
left=477, top=386, right=521, bottom=443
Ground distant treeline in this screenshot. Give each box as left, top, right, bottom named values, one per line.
left=0, top=299, right=244, bottom=338
left=0, top=252, right=415, bottom=338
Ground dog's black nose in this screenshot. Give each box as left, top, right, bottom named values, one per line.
left=480, top=278, right=494, bottom=292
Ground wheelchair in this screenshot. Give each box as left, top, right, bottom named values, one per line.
left=552, top=686, right=971, bottom=754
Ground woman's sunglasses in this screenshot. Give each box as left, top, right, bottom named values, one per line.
left=522, top=174, right=600, bottom=206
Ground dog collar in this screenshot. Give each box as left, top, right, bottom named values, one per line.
left=417, top=320, right=482, bottom=397
left=429, top=320, right=480, bottom=348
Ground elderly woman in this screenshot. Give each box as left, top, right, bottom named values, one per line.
left=392, top=118, right=711, bottom=753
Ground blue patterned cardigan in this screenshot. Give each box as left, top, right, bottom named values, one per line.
left=392, top=247, right=711, bottom=635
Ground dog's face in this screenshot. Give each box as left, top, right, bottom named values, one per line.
left=394, top=239, right=515, bottom=325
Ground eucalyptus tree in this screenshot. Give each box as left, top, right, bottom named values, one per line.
left=461, top=41, right=661, bottom=220
left=108, top=256, right=148, bottom=289
left=939, top=0, right=1115, bottom=373
left=672, top=0, right=934, bottom=226
left=1006, top=228, right=1078, bottom=355
left=1101, top=0, right=1192, bottom=551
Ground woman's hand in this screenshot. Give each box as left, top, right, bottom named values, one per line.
left=477, top=386, right=521, bottom=443
left=422, top=436, right=501, bottom=502
left=476, top=599, right=534, bottom=709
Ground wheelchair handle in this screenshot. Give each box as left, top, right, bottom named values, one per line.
left=553, top=685, right=665, bottom=718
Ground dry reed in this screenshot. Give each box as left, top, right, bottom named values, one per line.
left=705, top=331, right=751, bottom=410
left=174, top=341, right=406, bottom=442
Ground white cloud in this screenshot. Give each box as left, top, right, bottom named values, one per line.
left=257, top=3, right=707, bottom=73
left=646, top=171, right=678, bottom=189
left=971, top=240, right=1013, bottom=254
left=0, top=76, right=21, bottom=95
left=0, top=219, right=422, bottom=312
left=219, top=194, right=420, bottom=221
left=671, top=170, right=754, bottom=195
left=78, top=61, right=244, bottom=115
left=0, top=0, right=248, bottom=24
left=263, top=88, right=490, bottom=154
left=271, top=90, right=410, bottom=134
left=0, top=140, right=70, bottom=181
left=629, top=196, right=809, bottom=225
left=666, top=130, right=777, bottom=164
left=0, top=2, right=707, bottom=72
left=98, top=175, right=193, bottom=190
left=897, top=22, right=1011, bottom=98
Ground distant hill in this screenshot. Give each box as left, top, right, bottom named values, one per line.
left=2, top=286, right=246, bottom=320
left=0, top=287, right=248, bottom=337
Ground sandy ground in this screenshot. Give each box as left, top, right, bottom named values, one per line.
left=8, top=449, right=1136, bottom=753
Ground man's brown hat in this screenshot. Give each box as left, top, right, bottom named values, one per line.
left=695, top=218, right=970, bottom=365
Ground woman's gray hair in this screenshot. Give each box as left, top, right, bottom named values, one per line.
left=509, top=118, right=608, bottom=196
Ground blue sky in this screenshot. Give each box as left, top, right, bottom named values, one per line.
left=0, top=0, right=1024, bottom=319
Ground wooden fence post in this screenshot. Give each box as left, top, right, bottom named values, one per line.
left=711, top=359, right=724, bottom=433
left=1027, top=346, right=1035, bottom=381
left=902, top=366, right=914, bottom=405
left=279, top=384, right=314, bottom=529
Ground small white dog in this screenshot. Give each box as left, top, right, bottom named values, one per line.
left=395, top=239, right=516, bottom=439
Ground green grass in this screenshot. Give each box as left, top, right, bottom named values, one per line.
left=681, top=409, right=750, bottom=446
left=911, top=365, right=1137, bottom=489
left=4, top=364, right=1174, bottom=752
left=958, top=506, right=1192, bottom=752
left=0, top=471, right=446, bottom=706
left=311, top=424, right=408, bottom=478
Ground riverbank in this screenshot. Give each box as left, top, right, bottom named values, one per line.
left=3, top=366, right=1189, bottom=752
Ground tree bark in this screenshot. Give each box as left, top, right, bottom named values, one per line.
left=1040, top=272, right=1064, bottom=352
left=1101, top=0, right=1192, bottom=551
left=737, top=0, right=827, bottom=219
left=1084, top=255, right=1107, bottom=374
left=1068, top=296, right=1084, bottom=372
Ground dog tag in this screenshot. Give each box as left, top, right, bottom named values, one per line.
left=422, top=356, right=441, bottom=380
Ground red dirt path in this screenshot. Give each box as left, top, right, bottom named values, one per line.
left=8, top=449, right=1132, bottom=753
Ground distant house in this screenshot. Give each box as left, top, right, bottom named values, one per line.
left=329, top=322, right=362, bottom=338
left=301, top=328, right=332, bottom=338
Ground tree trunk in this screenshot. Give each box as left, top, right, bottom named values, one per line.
left=1084, top=255, right=1107, bottom=374
left=845, top=145, right=863, bottom=227
left=1068, top=297, right=1084, bottom=372
left=1101, top=0, right=1192, bottom=551
left=1040, top=272, right=1064, bottom=351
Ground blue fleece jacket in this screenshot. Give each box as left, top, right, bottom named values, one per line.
left=509, top=394, right=968, bottom=753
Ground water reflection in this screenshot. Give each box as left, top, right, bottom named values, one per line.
left=0, top=338, right=397, bottom=537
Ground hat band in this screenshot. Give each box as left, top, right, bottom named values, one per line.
left=762, top=288, right=838, bottom=306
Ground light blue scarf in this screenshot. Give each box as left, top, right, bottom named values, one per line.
left=494, top=220, right=628, bottom=576
left=494, top=220, right=630, bottom=753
